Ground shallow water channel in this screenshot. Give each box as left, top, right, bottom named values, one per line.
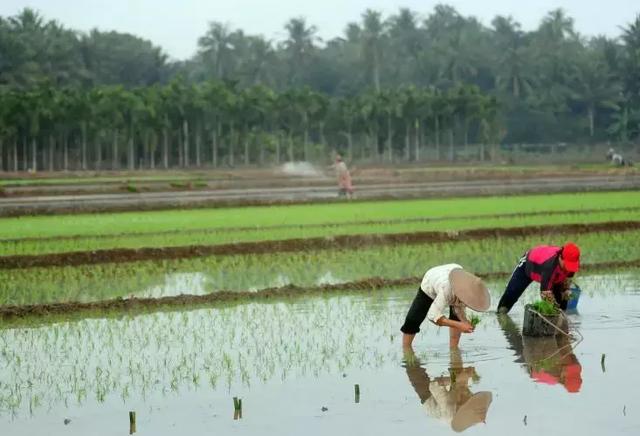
left=1, top=272, right=639, bottom=435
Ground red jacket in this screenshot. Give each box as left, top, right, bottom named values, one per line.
left=524, top=245, right=571, bottom=291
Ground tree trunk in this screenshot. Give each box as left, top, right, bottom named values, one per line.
left=81, top=121, right=87, bottom=170
left=347, top=129, right=353, bottom=162
left=370, top=129, right=378, bottom=162
left=127, top=128, right=134, bottom=170
left=195, top=127, right=202, bottom=167
left=12, top=138, right=18, bottom=172
left=373, top=50, right=380, bottom=92
left=112, top=130, right=119, bottom=170
left=211, top=127, right=218, bottom=168
left=404, top=123, right=410, bottom=162
left=435, top=117, right=440, bottom=161
left=214, top=121, right=221, bottom=167
left=259, top=129, right=265, bottom=165
left=178, top=129, right=183, bottom=167
left=448, top=128, right=454, bottom=162
left=48, top=135, right=54, bottom=172
left=414, top=119, right=420, bottom=162
left=464, top=120, right=469, bottom=154
left=150, top=133, right=156, bottom=170
left=288, top=132, right=294, bottom=162
left=229, top=122, right=235, bottom=167
left=142, top=130, right=149, bottom=168
left=63, top=132, right=69, bottom=171
left=276, top=132, right=281, bottom=164
left=96, top=132, right=102, bottom=170
left=163, top=127, right=169, bottom=169
left=182, top=119, right=189, bottom=168
left=244, top=123, right=250, bottom=166
left=303, top=116, right=309, bottom=161
left=363, top=133, right=370, bottom=160
left=386, top=115, right=393, bottom=163
left=31, top=137, right=37, bottom=172
left=480, top=143, right=485, bottom=162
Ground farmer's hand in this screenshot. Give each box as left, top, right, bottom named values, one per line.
left=562, top=290, right=572, bottom=301
left=458, top=322, right=474, bottom=334
left=541, top=290, right=554, bottom=300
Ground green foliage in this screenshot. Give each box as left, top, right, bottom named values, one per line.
left=125, top=184, right=138, bottom=193
left=3, top=6, right=640, bottom=172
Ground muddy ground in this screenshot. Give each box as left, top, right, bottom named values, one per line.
left=1, top=169, right=639, bottom=216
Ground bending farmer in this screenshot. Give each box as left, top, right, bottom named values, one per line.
left=401, top=264, right=491, bottom=348
left=497, top=242, right=580, bottom=313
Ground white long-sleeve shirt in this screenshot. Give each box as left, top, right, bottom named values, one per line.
left=420, top=264, right=468, bottom=324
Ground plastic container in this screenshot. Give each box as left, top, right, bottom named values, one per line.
left=565, top=284, right=581, bottom=311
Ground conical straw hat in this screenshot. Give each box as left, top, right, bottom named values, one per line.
left=449, top=269, right=491, bottom=312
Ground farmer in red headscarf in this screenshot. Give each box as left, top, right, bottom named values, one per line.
left=497, top=242, right=581, bottom=313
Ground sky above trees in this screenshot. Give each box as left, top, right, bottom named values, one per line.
left=1, top=0, right=637, bottom=59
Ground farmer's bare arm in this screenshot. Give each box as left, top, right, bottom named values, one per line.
left=436, top=317, right=474, bottom=333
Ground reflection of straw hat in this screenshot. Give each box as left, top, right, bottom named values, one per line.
left=451, top=391, right=492, bottom=432
left=449, top=269, right=491, bottom=311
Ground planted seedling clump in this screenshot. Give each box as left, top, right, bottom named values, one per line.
left=523, top=300, right=560, bottom=337
left=531, top=299, right=559, bottom=316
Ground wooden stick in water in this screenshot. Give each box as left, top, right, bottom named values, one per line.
left=129, top=411, right=136, bottom=435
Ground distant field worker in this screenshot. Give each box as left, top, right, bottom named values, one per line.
left=333, top=153, right=354, bottom=198
left=401, top=264, right=491, bottom=348
left=497, top=242, right=581, bottom=313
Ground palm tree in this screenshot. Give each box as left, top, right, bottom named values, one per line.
left=570, top=53, right=621, bottom=138
left=198, top=22, right=234, bottom=79
left=491, top=16, right=534, bottom=98
left=361, top=10, right=385, bottom=91
left=283, top=18, right=318, bottom=87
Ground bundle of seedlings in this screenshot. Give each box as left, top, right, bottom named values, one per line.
left=523, top=299, right=561, bottom=337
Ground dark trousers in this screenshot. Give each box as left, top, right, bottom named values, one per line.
left=498, top=254, right=568, bottom=312
left=401, top=288, right=459, bottom=334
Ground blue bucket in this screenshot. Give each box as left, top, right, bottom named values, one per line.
left=566, top=284, right=581, bottom=311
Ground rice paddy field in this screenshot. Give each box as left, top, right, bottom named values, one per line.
left=1, top=188, right=639, bottom=435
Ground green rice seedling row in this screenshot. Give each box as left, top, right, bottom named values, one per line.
left=1, top=230, right=637, bottom=307
left=1, top=191, right=638, bottom=240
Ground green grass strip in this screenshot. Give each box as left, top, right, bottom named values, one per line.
left=1, top=191, right=638, bottom=240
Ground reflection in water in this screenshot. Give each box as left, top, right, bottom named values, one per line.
left=403, top=347, right=492, bottom=433
left=141, top=272, right=211, bottom=298
left=498, top=314, right=582, bottom=393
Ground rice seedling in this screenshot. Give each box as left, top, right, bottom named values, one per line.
left=2, top=191, right=638, bottom=241
left=470, top=314, right=481, bottom=328
left=530, top=299, right=559, bottom=316
left=1, top=229, right=637, bottom=306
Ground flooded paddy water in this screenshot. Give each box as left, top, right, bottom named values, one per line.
left=1, top=271, right=639, bottom=435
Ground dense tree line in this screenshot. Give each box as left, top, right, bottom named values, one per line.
left=1, top=6, right=640, bottom=170
left=0, top=79, right=498, bottom=171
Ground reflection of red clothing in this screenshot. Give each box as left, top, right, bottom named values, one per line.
left=531, top=362, right=582, bottom=393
